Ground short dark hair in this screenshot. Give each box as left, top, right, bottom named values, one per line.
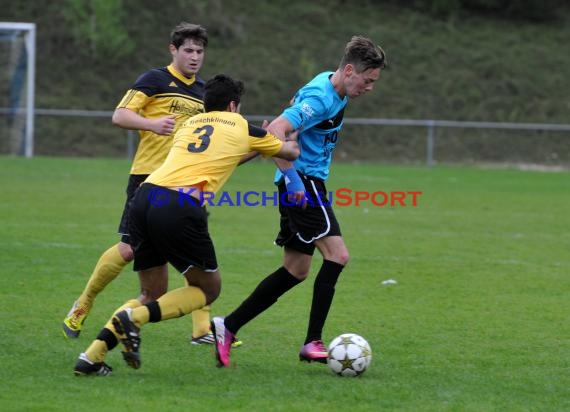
left=170, top=22, right=208, bottom=49
left=204, top=74, right=245, bottom=112
left=339, top=36, right=387, bottom=72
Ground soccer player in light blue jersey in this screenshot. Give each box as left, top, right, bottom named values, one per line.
left=213, top=36, right=387, bottom=367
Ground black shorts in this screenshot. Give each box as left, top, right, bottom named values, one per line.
left=275, top=173, right=341, bottom=256
left=128, top=183, right=218, bottom=273
left=118, top=174, right=148, bottom=244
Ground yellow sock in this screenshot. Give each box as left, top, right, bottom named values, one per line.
left=77, top=244, right=128, bottom=309
left=84, top=340, right=108, bottom=364
left=85, top=299, right=142, bottom=362
left=192, top=305, right=212, bottom=337
left=182, top=278, right=211, bottom=337
left=131, top=286, right=207, bottom=327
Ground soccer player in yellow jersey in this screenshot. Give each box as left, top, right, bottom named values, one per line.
left=73, top=74, right=300, bottom=376
left=63, top=22, right=221, bottom=345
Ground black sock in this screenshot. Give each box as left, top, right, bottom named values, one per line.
left=96, top=328, right=118, bottom=351
left=225, top=266, right=301, bottom=334
left=305, top=260, right=344, bottom=344
left=145, top=301, right=162, bottom=323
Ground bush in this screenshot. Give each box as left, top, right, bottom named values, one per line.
left=395, top=0, right=565, bottom=20
left=461, top=0, right=564, bottom=21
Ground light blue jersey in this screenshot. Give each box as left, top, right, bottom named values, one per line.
left=274, top=71, right=348, bottom=183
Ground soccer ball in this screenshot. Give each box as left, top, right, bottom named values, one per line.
left=327, top=333, right=372, bottom=377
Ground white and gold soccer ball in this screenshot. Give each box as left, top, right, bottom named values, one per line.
left=327, top=333, right=372, bottom=377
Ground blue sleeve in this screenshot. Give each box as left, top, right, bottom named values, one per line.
left=282, top=95, right=329, bottom=131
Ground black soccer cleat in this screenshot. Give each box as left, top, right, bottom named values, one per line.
left=74, top=352, right=113, bottom=376
left=112, top=308, right=141, bottom=369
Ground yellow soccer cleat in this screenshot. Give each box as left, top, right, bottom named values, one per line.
left=62, top=301, right=89, bottom=339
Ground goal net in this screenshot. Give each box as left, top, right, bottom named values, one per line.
left=0, top=23, right=35, bottom=157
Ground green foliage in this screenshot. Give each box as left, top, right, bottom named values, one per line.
left=504, top=0, right=565, bottom=21
left=190, top=0, right=247, bottom=45
left=429, top=0, right=462, bottom=17
left=402, top=0, right=564, bottom=20
left=1, top=156, right=570, bottom=411
left=2, top=1, right=570, bottom=162
left=62, top=0, right=134, bottom=59
left=461, top=0, right=565, bottom=20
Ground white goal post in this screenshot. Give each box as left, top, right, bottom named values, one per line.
left=0, top=22, right=36, bottom=157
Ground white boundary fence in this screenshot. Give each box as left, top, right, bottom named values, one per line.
left=2, top=108, right=570, bottom=166
left=234, top=115, right=570, bottom=167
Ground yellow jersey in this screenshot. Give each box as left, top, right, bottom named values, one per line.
left=146, top=111, right=283, bottom=194
left=115, top=64, right=205, bottom=174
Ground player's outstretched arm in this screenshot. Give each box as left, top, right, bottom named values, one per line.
left=274, top=140, right=299, bottom=161
left=267, top=115, right=298, bottom=171
left=238, top=151, right=260, bottom=166
left=268, top=115, right=305, bottom=206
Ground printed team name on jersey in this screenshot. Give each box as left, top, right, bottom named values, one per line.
left=324, top=141, right=337, bottom=156
left=300, top=102, right=315, bottom=119
left=169, top=99, right=203, bottom=116
left=184, top=116, right=236, bottom=127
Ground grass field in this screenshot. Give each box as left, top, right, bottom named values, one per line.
left=1, top=156, right=569, bottom=412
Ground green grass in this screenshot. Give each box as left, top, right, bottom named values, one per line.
left=1, top=156, right=569, bottom=411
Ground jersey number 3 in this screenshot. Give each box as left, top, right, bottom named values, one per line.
left=187, top=125, right=213, bottom=153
